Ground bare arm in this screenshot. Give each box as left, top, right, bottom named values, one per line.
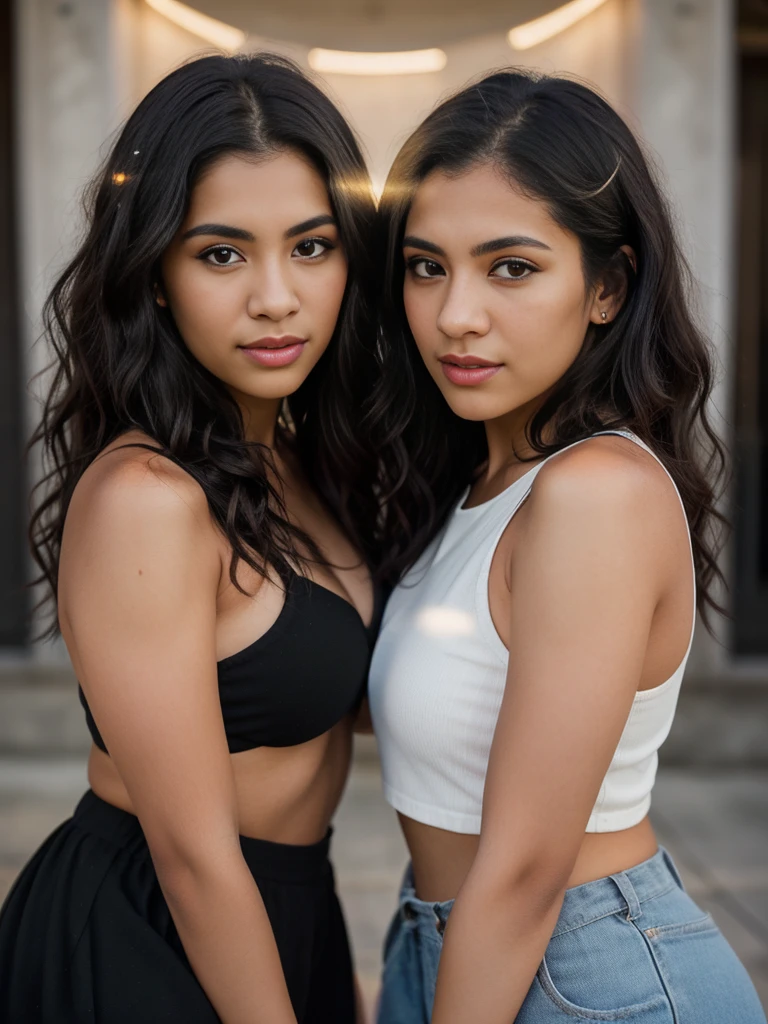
left=60, top=454, right=296, bottom=1024
left=430, top=445, right=677, bottom=1024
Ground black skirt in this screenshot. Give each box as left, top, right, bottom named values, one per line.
left=0, top=790, right=355, bottom=1023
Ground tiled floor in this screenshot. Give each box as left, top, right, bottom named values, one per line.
left=1, top=753, right=766, bottom=1019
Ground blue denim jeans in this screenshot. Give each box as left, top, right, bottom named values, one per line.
left=378, top=848, right=766, bottom=1023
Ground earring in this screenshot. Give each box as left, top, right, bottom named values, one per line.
left=600, top=311, right=608, bottom=322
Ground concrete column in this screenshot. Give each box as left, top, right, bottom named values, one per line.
left=629, top=0, right=737, bottom=677
left=15, top=0, right=138, bottom=661
left=627, top=0, right=768, bottom=764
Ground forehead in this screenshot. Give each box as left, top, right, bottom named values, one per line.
left=184, top=150, right=332, bottom=226
left=405, top=162, right=572, bottom=250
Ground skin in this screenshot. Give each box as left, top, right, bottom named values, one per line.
left=59, top=151, right=372, bottom=1024
left=397, top=163, right=694, bottom=1023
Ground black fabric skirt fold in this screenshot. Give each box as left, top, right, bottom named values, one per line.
left=0, top=789, right=355, bottom=1024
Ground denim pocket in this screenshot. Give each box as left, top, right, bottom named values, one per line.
left=536, top=954, right=674, bottom=1022
left=533, top=910, right=674, bottom=1022
left=642, top=913, right=767, bottom=1023
left=642, top=912, right=717, bottom=941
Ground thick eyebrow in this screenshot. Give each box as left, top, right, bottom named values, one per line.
left=403, top=234, right=552, bottom=259
left=181, top=223, right=254, bottom=242
left=471, top=235, right=551, bottom=257
left=402, top=236, right=446, bottom=257
left=284, top=214, right=337, bottom=239
left=180, top=214, right=336, bottom=244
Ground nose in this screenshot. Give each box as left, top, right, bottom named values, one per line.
left=435, top=276, right=490, bottom=340
left=246, top=257, right=300, bottom=322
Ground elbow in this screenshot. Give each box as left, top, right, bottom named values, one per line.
left=466, top=848, right=571, bottom=917
left=149, top=832, right=245, bottom=913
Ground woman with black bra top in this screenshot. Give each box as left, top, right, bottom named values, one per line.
left=0, top=55, right=380, bottom=1024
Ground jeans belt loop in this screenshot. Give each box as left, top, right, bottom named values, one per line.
left=609, top=870, right=642, bottom=922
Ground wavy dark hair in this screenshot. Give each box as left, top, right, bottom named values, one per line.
left=372, top=68, right=726, bottom=622
left=30, top=53, right=378, bottom=634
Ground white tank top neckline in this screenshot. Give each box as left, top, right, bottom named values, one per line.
left=368, top=430, right=696, bottom=834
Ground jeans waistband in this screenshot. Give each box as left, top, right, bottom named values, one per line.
left=72, top=789, right=333, bottom=883
left=397, top=847, right=684, bottom=936
left=550, top=847, right=684, bottom=936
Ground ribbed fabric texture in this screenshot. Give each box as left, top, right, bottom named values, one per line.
left=369, top=432, right=695, bottom=834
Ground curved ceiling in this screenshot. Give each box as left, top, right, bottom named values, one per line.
left=182, top=0, right=566, bottom=50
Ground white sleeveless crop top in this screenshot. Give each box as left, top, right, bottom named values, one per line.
left=368, top=432, right=696, bottom=834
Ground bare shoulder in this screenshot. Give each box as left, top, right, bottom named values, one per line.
left=530, top=435, right=675, bottom=521
left=70, top=433, right=210, bottom=533
left=521, top=435, right=687, bottom=566
left=63, top=433, right=218, bottom=576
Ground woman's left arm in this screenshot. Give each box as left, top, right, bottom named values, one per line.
left=431, top=447, right=671, bottom=1024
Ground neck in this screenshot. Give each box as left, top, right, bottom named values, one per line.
left=233, top=390, right=282, bottom=447
left=482, top=393, right=548, bottom=481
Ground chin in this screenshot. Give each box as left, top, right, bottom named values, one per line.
left=440, top=390, right=512, bottom=423
left=238, top=375, right=308, bottom=402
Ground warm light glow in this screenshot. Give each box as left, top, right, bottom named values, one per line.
left=144, top=0, right=245, bottom=51
left=112, top=172, right=129, bottom=185
left=508, top=0, right=610, bottom=50
left=308, top=47, right=447, bottom=76
left=416, top=606, right=475, bottom=638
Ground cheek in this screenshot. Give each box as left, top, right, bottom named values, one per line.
left=164, top=267, right=238, bottom=349
left=506, top=283, right=588, bottom=379
left=306, top=261, right=348, bottom=333
left=403, top=281, right=438, bottom=351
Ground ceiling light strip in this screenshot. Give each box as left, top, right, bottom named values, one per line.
left=308, top=47, right=447, bottom=76
left=508, top=0, right=611, bottom=51
left=144, top=0, right=246, bottom=51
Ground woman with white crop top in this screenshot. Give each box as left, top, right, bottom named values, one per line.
left=367, top=70, right=765, bottom=1024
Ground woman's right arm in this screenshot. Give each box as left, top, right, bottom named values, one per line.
left=59, top=454, right=297, bottom=1024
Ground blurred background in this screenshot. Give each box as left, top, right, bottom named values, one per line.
left=0, top=0, right=766, bottom=1014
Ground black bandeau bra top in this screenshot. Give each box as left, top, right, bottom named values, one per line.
left=79, top=570, right=385, bottom=755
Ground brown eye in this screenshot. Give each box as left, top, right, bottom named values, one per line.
left=410, top=258, right=445, bottom=279
left=200, top=246, right=243, bottom=266
left=492, top=259, right=535, bottom=280
left=293, top=238, right=331, bottom=259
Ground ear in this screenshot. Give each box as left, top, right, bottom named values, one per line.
left=154, top=281, right=168, bottom=308
left=588, top=244, right=637, bottom=326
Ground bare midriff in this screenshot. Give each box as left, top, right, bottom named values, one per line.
left=400, top=813, right=660, bottom=903
left=88, top=714, right=355, bottom=846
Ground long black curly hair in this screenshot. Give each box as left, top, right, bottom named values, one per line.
left=30, top=53, right=379, bottom=634
left=372, top=69, right=727, bottom=623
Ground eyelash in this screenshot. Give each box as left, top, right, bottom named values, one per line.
left=197, top=237, right=336, bottom=267
left=198, top=245, right=244, bottom=267
left=490, top=258, right=537, bottom=280
left=292, top=237, right=336, bottom=260
left=406, top=257, right=444, bottom=279
left=406, top=256, right=538, bottom=281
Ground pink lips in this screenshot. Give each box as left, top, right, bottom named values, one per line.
left=239, top=336, right=307, bottom=368
left=439, top=354, right=503, bottom=386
